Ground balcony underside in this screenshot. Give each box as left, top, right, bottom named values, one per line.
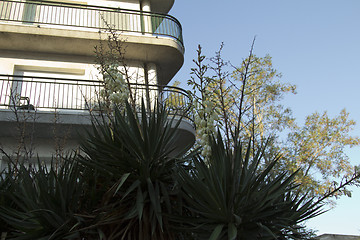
left=0, top=24, right=183, bottom=85
left=0, top=75, right=195, bottom=154
left=0, top=0, right=184, bottom=84
left=0, top=109, right=195, bottom=156
left=150, top=0, right=174, bottom=14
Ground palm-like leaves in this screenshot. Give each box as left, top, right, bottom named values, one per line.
left=0, top=101, right=327, bottom=240
left=77, top=101, right=186, bottom=239
left=0, top=160, right=91, bottom=240
left=177, top=134, right=324, bottom=240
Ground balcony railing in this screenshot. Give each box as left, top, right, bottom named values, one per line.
left=0, top=0, right=183, bottom=46
left=0, top=74, right=192, bottom=120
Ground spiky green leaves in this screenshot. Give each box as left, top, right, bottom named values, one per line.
left=0, top=100, right=327, bottom=240
left=177, top=134, right=324, bottom=240
left=0, top=160, right=90, bottom=239
left=77, top=101, right=185, bottom=239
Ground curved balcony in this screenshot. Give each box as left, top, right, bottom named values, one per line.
left=0, top=74, right=191, bottom=118
left=0, top=0, right=183, bottom=46
left=150, top=0, right=174, bottom=14
left=0, top=0, right=184, bottom=85
left=0, top=74, right=195, bottom=153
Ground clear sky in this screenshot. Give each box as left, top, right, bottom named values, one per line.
left=170, top=0, right=360, bottom=236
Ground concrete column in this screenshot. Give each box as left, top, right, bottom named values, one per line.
left=147, top=63, right=157, bottom=85
left=140, top=0, right=152, bottom=33
left=143, top=62, right=158, bottom=108
left=148, top=63, right=158, bottom=107
left=141, top=0, right=151, bottom=12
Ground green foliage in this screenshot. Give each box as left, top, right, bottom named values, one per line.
left=188, top=44, right=297, bottom=145
left=0, top=101, right=185, bottom=240
left=0, top=100, right=330, bottom=239
left=176, top=134, right=323, bottom=240
left=0, top=160, right=92, bottom=239
left=187, top=43, right=360, bottom=202
left=284, top=109, right=360, bottom=199
left=231, top=54, right=296, bottom=138
left=76, top=101, right=186, bottom=239
left=166, top=80, right=188, bottom=114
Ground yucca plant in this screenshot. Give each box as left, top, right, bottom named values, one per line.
left=0, top=99, right=327, bottom=240
left=77, top=101, right=188, bottom=239
left=176, top=133, right=324, bottom=240
left=0, top=163, right=15, bottom=238
left=0, top=159, right=93, bottom=240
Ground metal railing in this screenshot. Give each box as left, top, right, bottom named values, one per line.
left=0, top=0, right=183, bottom=46
left=0, top=74, right=192, bottom=120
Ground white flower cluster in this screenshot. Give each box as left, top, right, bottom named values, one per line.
left=194, top=99, right=219, bottom=158
left=101, top=64, right=129, bottom=104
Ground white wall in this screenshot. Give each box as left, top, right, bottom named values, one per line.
left=0, top=55, right=159, bottom=110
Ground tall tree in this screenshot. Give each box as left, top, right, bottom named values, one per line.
left=284, top=110, right=360, bottom=200
left=187, top=43, right=360, bottom=202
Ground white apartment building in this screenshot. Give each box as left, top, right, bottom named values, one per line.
left=0, top=0, right=195, bottom=165
left=316, top=234, right=360, bottom=240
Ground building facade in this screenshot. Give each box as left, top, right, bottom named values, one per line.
left=316, top=234, right=360, bottom=240
left=0, top=0, right=194, bottom=166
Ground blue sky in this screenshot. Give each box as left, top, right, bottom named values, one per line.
left=170, top=0, right=360, bottom=235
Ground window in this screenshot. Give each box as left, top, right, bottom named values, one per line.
left=10, top=67, right=90, bottom=111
